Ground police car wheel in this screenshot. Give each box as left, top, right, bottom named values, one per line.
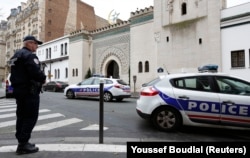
left=152, top=107, right=182, bottom=132
left=103, top=92, right=113, bottom=102
left=66, top=90, right=75, bottom=99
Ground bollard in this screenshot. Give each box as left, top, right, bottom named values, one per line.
left=99, top=79, right=104, bottom=144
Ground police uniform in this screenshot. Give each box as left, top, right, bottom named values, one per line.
left=9, top=36, right=46, bottom=154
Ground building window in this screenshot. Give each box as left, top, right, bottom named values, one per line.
left=199, top=38, right=202, bottom=44
left=166, top=36, right=169, bottom=42
left=48, top=20, right=51, bottom=25
left=72, top=69, right=75, bottom=77
left=231, top=50, right=245, bottom=68
left=61, top=44, right=63, bottom=56
left=181, top=3, right=187, bottom=15
left=145, top=61, right=149, bottom=72
left=54, top=69, right=57, bottom=79
left=49, top=48, right=51, bottom=59
left=138, top=62, right=143, bottom=73
left=65, top=43, right=67, bottom=55
left=46, top=49, right=48, bottom=59
left=76, top=68, right=78, bottom=77
left=57, top=69, right=60, bottom=79
left=65, top=68, right=68, bottom=78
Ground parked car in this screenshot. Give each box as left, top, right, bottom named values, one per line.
left=64, top=77, right=131, bottom=102
left=136, top=65, right=250, bottom=132
left=5, top=74, right=14, bottom=98
left=43, top=81, right=69, bottom=92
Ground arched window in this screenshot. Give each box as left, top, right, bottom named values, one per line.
left=65, top=43, right=67, bottom=55
left=61, top=44, right=63, bottom=56
left=181, top=3, right=187, bottom=15
left=145, top=61, right=149, bottom=72
left=65, top=68, right=68, bottom=78
left=138, top=62, right=143, bottom=73
left=57, top=69, right=60, bottom=79
left=72, top=69, right=75, bottom=77
left=76, top=68, right=78, bottom=77
left=46, top=49, right=48, bottom=59
left=54, top=69, right=57, bottom=79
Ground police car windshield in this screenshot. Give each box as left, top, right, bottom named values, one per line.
left=142, top=77, right=162, bottom=87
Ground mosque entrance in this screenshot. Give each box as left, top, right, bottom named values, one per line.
left=106, top=60, right=119, bottom=78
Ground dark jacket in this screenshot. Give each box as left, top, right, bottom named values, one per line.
left=10, top=47, right=46, bottom=88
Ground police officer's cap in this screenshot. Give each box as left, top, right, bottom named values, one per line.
left=23, top=35, right=43, bottom=45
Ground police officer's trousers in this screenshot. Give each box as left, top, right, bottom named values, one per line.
left=14, top=86, right=40, bottom=144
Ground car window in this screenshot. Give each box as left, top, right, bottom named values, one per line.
left=142, top=77, right=161, bottom=87
left=79, top=78, right=93, bottom=85
left=105, top=79, right=113, bottom=84
left=93, top=78, right=100, bottom=85
left=215, top=76, right=250, bottom=96
left=172, top=76, right=211, bottom=92
left=117, top=79, right=128, bottom=85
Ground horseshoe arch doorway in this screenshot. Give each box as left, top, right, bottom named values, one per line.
left=106, top=60, right=119, bottom=78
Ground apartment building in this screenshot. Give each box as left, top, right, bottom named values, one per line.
left=4, top=0, right=106, bottom=79
left=0, top=20, right=7, bottom=83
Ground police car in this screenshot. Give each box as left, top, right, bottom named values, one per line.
left=136, top=65, right=250, bottom=131
left=64, top=77, right=131, bottom=102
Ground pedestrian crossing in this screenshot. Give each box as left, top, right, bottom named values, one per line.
left=0, top=99, right=108, bottom=132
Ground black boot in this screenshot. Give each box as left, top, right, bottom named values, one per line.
left=16, top=142, right=39, bottom=155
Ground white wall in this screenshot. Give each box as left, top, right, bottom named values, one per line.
left=221, top=3, right=250, bottom=80
left=37, top=36, right=69, bottom=82
left=130, top=19, right=156, bottom=91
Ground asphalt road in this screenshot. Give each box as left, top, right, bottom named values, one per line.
left=1, top=91, right=250, bottom=157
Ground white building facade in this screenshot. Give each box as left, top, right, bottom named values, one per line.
left=37, top=36, right=69, bottom=83
left=37, top=0, right=250, bottom=92
left=221, top=3, right=250, bottom=80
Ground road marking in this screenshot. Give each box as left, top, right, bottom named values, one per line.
left=80, top=124, right=108, bottom=131
left=0, top=108, right=16, bottom=113
left=33, top=118, right=83, bottom=131
left=0, top=144, right=126, bottom=153
left=0, top=113, right=64, bottom=128
left=0, top=105, right=16, bottom=109
left=0, top=109, right=51, bottom=119
left=0, top=101, right=16, bottom=106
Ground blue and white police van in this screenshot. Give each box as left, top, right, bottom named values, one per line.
left=64, top=77, right=131, bottom=102
left=136, top=65, right=250, bottom=131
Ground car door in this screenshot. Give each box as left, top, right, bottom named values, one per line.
left=215, top=76, right=250, bottom=127
left=75, top=78, right=94, bottom=97
left=48, top=82, right=55, bottom=91
left=172, top=76, right=221, bottom=124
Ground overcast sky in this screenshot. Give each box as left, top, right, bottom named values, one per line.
left=0, top=0, right=250, bottom=21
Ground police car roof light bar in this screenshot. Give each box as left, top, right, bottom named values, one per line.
left=198, top=64, right=218, bottom=73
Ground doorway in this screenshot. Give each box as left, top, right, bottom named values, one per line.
left=107, top=60, right=119, bottom=78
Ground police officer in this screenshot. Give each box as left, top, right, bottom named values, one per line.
left=10, top=35, right=46, bottom=155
